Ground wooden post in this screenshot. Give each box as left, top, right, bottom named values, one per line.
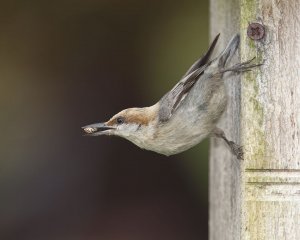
left=209, top=0, right=300, bottom=239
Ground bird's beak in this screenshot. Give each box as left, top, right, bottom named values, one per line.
left=82, top=122, right=115, bottom=136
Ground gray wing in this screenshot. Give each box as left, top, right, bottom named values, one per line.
left=158, top=34, right=220, bottom=122
left=158, top=67, right=206, bottom=122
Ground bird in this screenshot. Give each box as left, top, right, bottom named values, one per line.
left=82, top=34, right=260, bottom=159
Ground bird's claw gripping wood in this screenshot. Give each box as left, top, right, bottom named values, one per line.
left=220, top=57, right=262, bottom=74
left=227, top=141, right=244, bottom=160
left=213, top=128, right=244, bottom=160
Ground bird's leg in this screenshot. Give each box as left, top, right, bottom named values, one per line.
left=220, top=57, right=262, bottom=74
left=213, top=127, right=244, bottom=160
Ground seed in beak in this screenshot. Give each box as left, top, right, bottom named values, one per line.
left=83, top=127, right=97, bottom=134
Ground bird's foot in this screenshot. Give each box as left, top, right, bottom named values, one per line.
left=213, top=127, right=244, bottom=160
left=227, top=140, right=244, bottom=160
left=221, top=57, right=263, bottom=73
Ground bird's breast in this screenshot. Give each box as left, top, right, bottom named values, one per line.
left=139, top=114, right=214, bottom=156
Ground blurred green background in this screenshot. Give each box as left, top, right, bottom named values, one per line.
left=0, top=0, right=210, bottom=239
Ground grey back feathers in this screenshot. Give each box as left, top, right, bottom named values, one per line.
left=158, top=34, right=240, bottom=123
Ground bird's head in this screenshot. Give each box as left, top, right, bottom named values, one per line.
left=82, top=104, right=159, bottom=141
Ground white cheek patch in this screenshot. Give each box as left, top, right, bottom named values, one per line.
left=117, top=123, right=140, bottom=137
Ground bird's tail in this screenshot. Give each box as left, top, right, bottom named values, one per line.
left=217, top=34, right=262, bottom=73
left=217, top=34, right=240, bottom=68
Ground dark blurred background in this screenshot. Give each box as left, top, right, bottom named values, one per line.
left=0, top=0, right=210, bottom=239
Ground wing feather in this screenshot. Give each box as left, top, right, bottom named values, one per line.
left=158, top=34, right=220, bottom=122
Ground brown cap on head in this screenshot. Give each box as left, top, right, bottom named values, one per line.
left=106, top=106, right=158, bottom=126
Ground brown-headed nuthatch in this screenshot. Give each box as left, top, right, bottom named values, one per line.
left=83, top=34, right=260, bottom=159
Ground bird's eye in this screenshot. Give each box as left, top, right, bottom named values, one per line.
left=116, top=116, right=125, bottom=124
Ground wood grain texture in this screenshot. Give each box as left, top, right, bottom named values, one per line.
left=210, top=0, right=300, bottom=239
left=209, top=0, right=242, bottom=239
